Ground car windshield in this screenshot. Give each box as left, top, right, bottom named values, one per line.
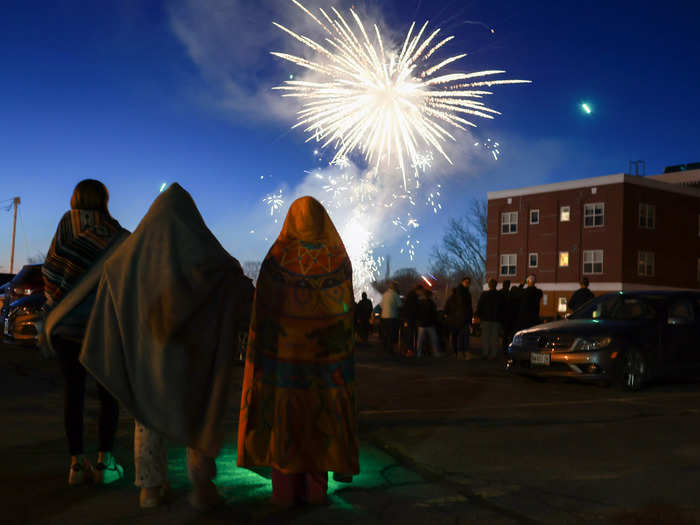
left=569, top=294, right=660, bottom=321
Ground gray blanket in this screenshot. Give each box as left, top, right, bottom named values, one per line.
left=80, top=183, right=253, bottom=457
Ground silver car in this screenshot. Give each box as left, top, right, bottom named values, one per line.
left=506, top=291, right=700, bottom=390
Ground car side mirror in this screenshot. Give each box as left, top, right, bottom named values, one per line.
left=668, top=316, right=691, bottom=325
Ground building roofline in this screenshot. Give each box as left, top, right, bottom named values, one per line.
left=487, top=173, right=700, bottom=200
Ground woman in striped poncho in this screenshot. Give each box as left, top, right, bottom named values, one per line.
left=43, top=179, right=129, bottom=486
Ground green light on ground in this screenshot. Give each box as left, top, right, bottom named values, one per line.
left=581, top=103, right=592, bottom=114
left=163, top=442, right=411, bottom=512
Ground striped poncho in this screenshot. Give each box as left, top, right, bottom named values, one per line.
left=43, top=210, right=126, bottom=311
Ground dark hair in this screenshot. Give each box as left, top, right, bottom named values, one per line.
left=503, top=279, right=511, bottom=290
left=488, top=278, right=497, bottom=290
left=462, top=275, right=471, bottom=283
left=361, top=292, right=367, bottom=299
left=581, top=277, right=590, bottom=287
left=71, top=179, right=109, bottom=212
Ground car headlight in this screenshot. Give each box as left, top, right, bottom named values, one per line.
left=571, top=336, right=612, bottom=352
left=511, top=333, right=524, bottom=346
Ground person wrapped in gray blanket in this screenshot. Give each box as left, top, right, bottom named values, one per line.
left=79, top=183, right=254, bottom=509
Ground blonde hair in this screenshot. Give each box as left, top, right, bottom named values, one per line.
left=70, top=179, right=109, bottom=212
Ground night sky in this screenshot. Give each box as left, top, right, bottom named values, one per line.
left=1, top=0, right=698, bottom=273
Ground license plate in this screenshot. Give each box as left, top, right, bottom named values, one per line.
left=530, top=352, right=551, bottom=366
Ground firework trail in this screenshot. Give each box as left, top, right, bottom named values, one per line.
left=271, top=0, right=529, bottom=189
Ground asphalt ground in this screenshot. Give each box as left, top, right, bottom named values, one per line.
left=2, top=335, right=700, bottom=524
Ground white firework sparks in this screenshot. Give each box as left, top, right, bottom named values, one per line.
left=474, top=138, right=502, bottom=160
left=412, top=151, right=434, bottom=172
left=341, top=215, right=383, bottom=298
left=262, top=190, right=285, bottom=219
left=426, top=184, right=443, bottom=214
left=271, top=0, right=530, bottom=189
left=331, top=155, right=351, bottom=169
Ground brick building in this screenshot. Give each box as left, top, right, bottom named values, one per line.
left=485, top=167, right=700, bottom=319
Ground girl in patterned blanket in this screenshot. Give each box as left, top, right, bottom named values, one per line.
left=237, top=196, right=359, bottom=507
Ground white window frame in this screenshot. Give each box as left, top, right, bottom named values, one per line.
left=500, top=253, right=517, bottom=276
left=584, top=202, right=605, bottom=228
left=557, top=297, right=568, bottom=313
left=528, top=252, right=538, bottom=268
left=583, top=249, right=604, bottom=274
left=501, top=211, right=518, bottom=234
left=530, top=209, right=540, bottom=225
left=637, top=251, right=655, bottom=277
left=639, top=203, right=656, bottom=229
left=559, top=251, right=569, bottom=267
left=560, top=206, right=570, bottom=222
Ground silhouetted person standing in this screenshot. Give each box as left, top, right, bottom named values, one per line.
left=355, top=292, right=373, bottom=343
left=381, top=282, right=402, bottom=354
left=476, top=279, right=503, bottom=359
left=569, top=277, right=595, bottom=313
left=445, top=276, right=473, bottom=359
left=515, top=274, right=543, bottom=331
left=500, top=280, right=518, bottom=352
left=402, top=286, right=420, bottom=353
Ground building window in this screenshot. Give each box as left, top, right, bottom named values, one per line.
left=584, top=202, right=605, bottom=227
left=500, top=254, right=517, bottom=276
left=558, top=297, right=568, bottom=313
left=529, top=253, right=538, bottom=268
left=559, top=251, right=569, bottom=267
left=639, top=203, right=656, bottom=229
left=560, top=206, right=570, bottom=222
left=638, top=251, right=655, bottom=277
left=530, top=209, right=540, bottom=224
left=501, top=211, right=518, bottom=234
left=542, top=294, right=548, bottom=306
left=583, top=250, right=604, bottom=274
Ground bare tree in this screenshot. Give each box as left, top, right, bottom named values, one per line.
left=372, top=266, right=421, bottom=296
left=430, top=198, right=487, bottom=286
left=242, top=260, right=262, bottom=283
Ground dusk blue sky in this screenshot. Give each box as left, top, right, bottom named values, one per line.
left=1, top=0, right=698, bottom=274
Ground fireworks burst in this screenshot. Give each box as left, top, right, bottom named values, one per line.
left=412, top=151, right=434, bottom=173
left=426, top=184, right=443, bottom=214
left=474, top=138, right=502, bottom=160
left=263, top=190, right=285, bottom=221
left=272, top=1, right=530, bottom=189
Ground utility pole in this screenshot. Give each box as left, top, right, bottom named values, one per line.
left=9, top=197, right=20, bottom=274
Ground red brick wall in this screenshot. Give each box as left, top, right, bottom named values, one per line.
left=622, top=184, right=700, bottom=289
left=486, top=183, right=624, bottom=285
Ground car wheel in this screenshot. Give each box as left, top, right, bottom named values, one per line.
left=619, top=348, right=647, bottom=391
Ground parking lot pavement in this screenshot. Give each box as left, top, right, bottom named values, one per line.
left=3, top=338, right=700, bottom=524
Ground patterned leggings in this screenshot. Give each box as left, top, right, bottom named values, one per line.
left=134, top=420, right=216, bottom=488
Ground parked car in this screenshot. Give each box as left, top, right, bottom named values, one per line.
left=506, top=291, right=700, bottom=390
left=4, top=293, right=46, bottom=345
left=1, top=264, right=44, bottom=345
left=0, top=282, right=10, bottom=315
